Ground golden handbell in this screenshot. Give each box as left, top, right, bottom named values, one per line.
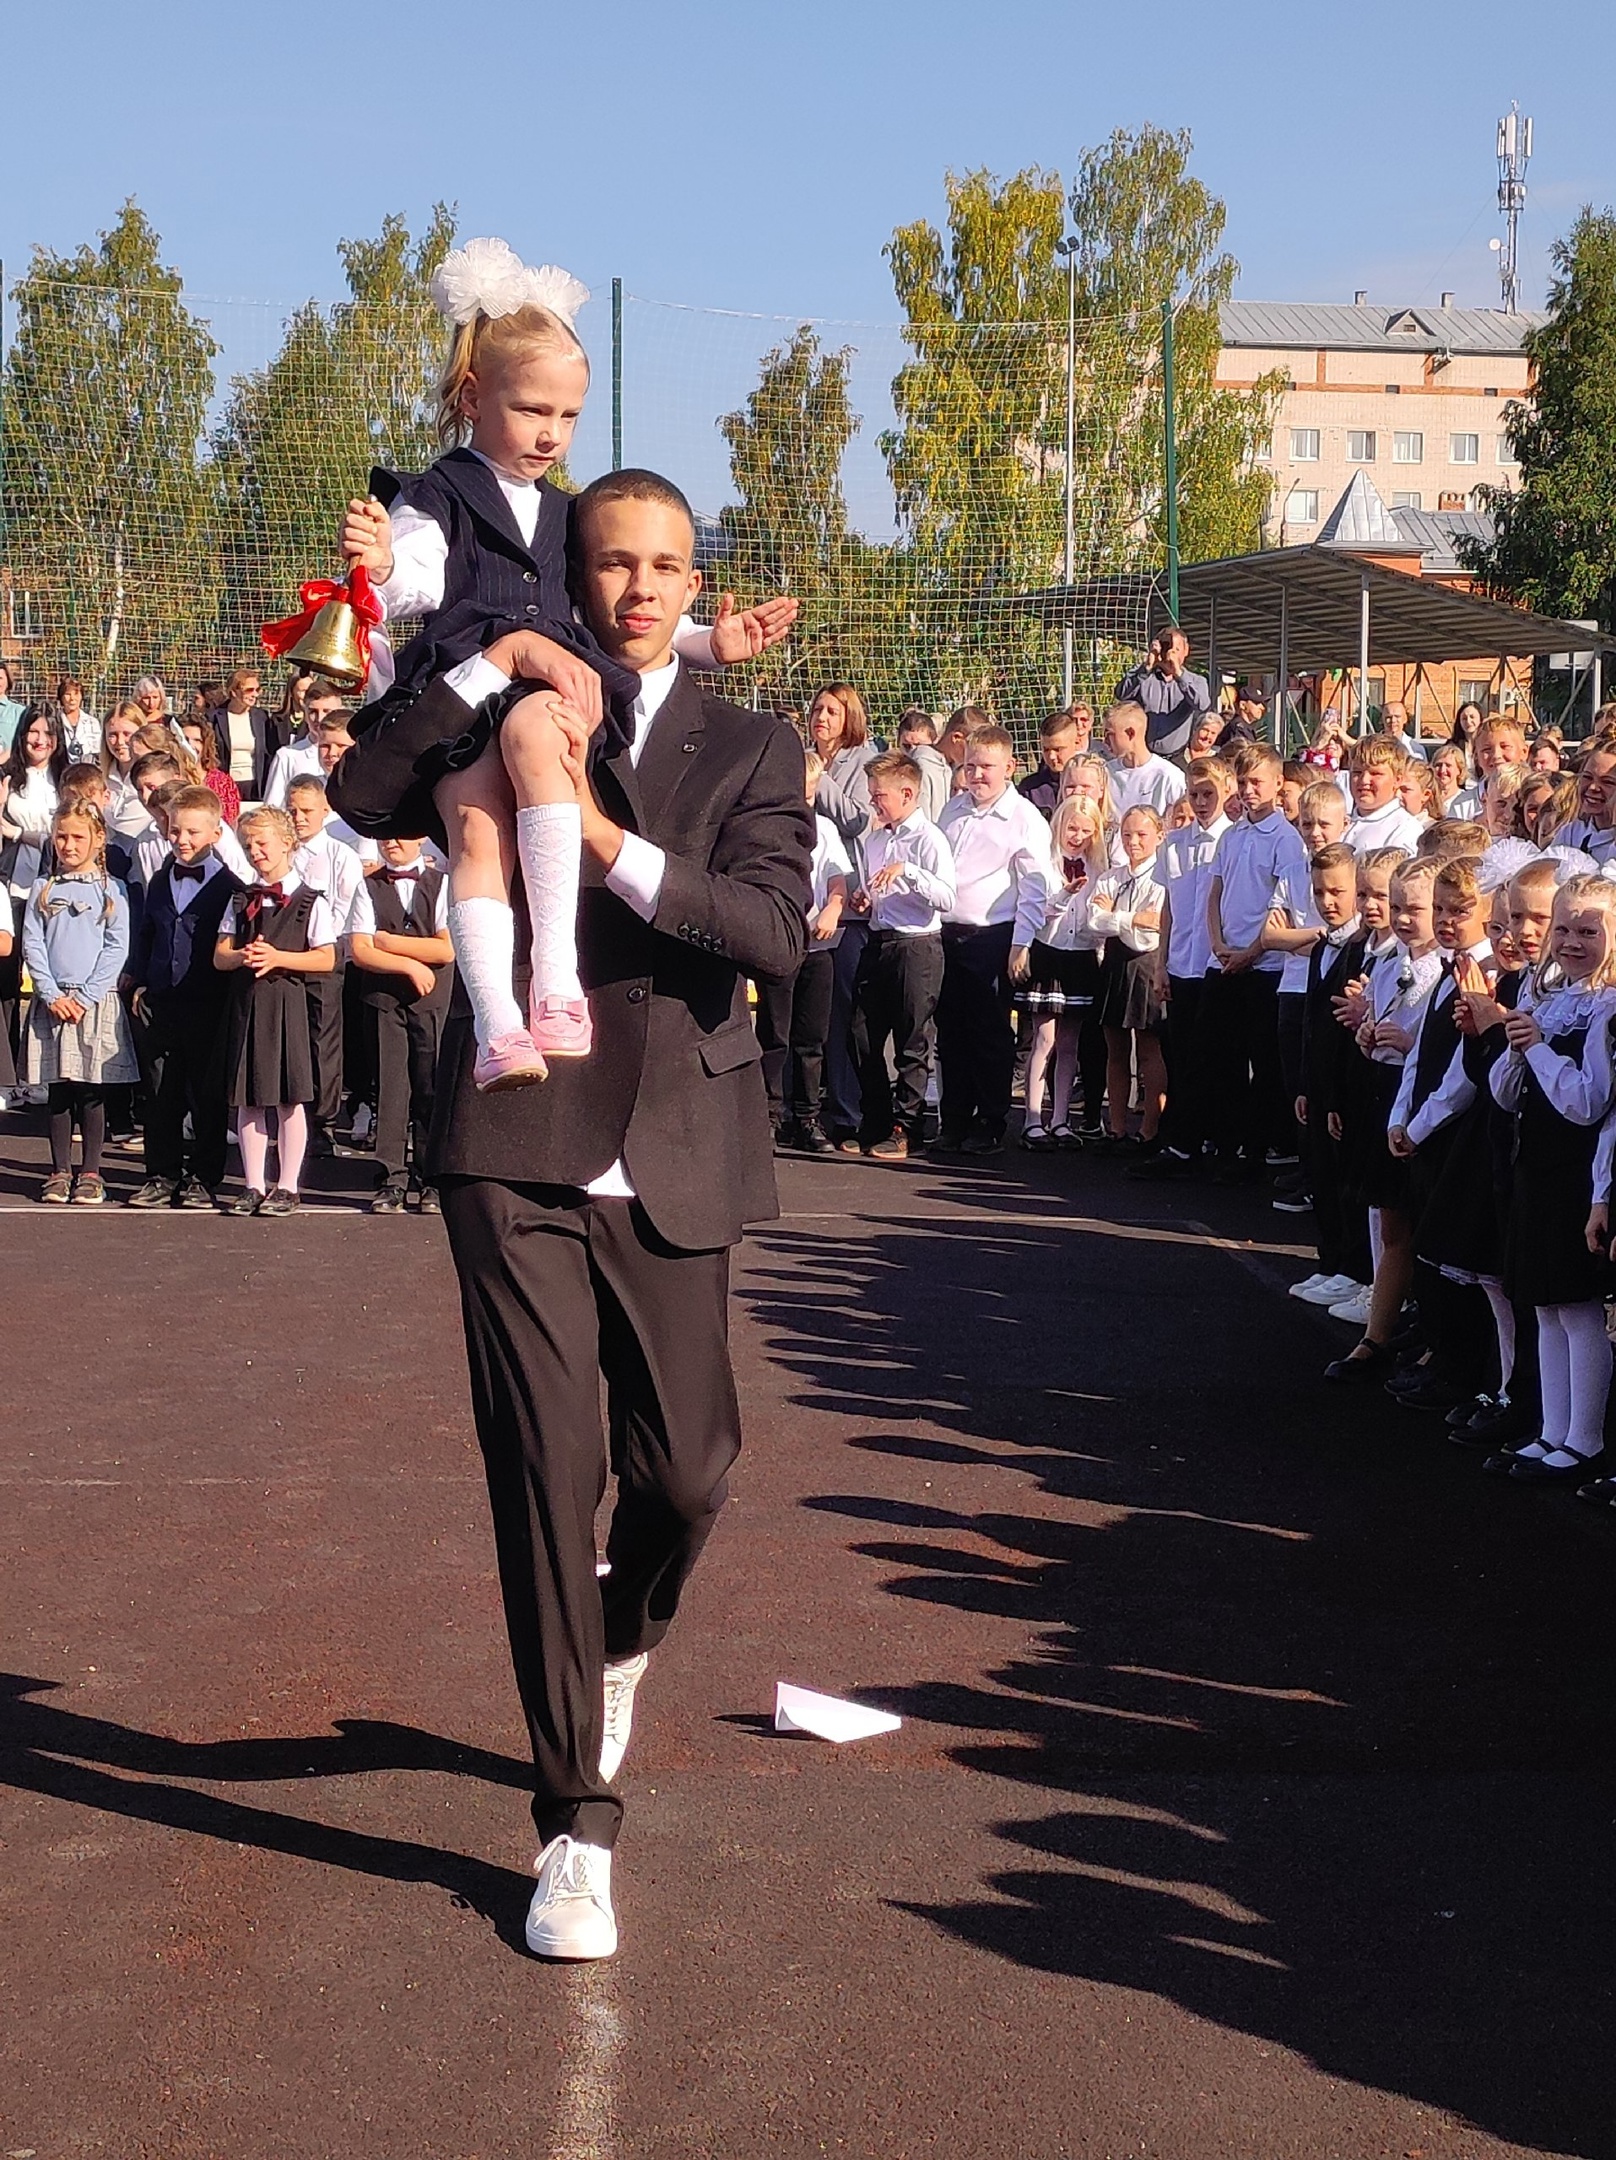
left=283, top=595, right=368, bottom=689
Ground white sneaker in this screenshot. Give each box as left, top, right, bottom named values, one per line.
left=1327, top=1285, right=1374, bottom=1325
left=525, top=1835, right=617, bottom=1960
left=1288, top=1272, right=1330, bottom=1301
left=600, top=1652, right=648, bottom=1782
left=1297, top=1272, right=1358, bottom=1306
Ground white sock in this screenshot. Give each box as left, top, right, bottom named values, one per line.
left=1559, top=1299, right=1613, bottom=1457
left=1536, top=1305, right=1572, bottom=1452
left=447, top=898, right=527, bottom=1055
left=1482, top=1280, right=1516, bottom=1392
left=517, top=803, right=584, bottom=1004
left=1369, top=1208, right=1385, bottom=1280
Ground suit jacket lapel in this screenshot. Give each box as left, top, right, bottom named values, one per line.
left=632, top=667, right=707, bottom=834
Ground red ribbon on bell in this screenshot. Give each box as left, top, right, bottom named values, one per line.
left=259, top=563, right=383, bottom=688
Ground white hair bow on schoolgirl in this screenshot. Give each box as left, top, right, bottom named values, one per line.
left=430, top=237, right=589, bottom=327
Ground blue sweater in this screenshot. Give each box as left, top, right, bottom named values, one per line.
left=22, top=874, right=131, bottom=1003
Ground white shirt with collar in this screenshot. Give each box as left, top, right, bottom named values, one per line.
left=1209, top=809, right=1308, bottom=973
left=225, top=869, right=340, bottom=950
left=1159, top=813, right=1229, bottom=978
left=1346, top=798, right=1426, bottom=855
left=348, top=859, right=451, bottom=938
left=442, top=645, right=694, bottom=1201
left=294, top=825, right=368, bottom=938
left=134, top=818, right=251, bottom=891
left=163, top=851, right=226, bottom=905
left=937, top=786, right=1053, bottom=944
left=862, top=811, right=957, bottom=935
left=1395, top=941, right=1494, bottom=1139
left=264, top=739, right=326, bottom=809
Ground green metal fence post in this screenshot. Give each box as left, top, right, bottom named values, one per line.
left=1162, top=295, right=1179, bottom=623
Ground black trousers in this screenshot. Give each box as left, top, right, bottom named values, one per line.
left=441, top=1181, right=740, bottom=1850
left=1302, top=1111, right=1372, bottom=1282
left=851, top=930, right=944, bottom=1141
left=754, top=946, right=836, bottom=1125
left=1160, top=973, right=1210, bottom=1157
left=937, top=921, right=1016, bottom=1140
left=823, top=921, right=867, bottom=1136
left=141, top=995, right=230, bottom=1189
left=371, top=994, right=446, bottom=1181
left=308, top=965, right=346, bottom=1132
left=1203, top=967, right=1286, bottom=1164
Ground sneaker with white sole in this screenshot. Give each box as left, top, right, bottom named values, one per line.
left=1327, top=1285, right=1375, bottom=1326
left=1288, top=1272, right=1332, bottom=1301
left=525, top=1835, right=617, bottom=1961
left=1295, top=1271, right=1359, bottom=1307
left=600, top=1651, right=648, bottom=1782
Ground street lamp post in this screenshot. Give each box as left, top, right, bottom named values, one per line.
left=1056, top=236, right=1078, bottom=706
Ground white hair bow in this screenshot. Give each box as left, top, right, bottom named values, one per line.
left=430, top=237, right=589, bottom=327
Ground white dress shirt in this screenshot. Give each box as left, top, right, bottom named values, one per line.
left=224, top=870, right=340, bottom=950
left=133, top=818, right=251, bottom=891
left=1395, top=943, right=1494, bottom=1139
left=293, top=826, right=368, bottom=939
left=937, top=786, right=1054, bottom=946
left=1490, top=982, right=1616, bottom=1126
left=861, top=812, right=957, bottom=934
left=264, top=739, right=326, bottom=809
left=1159, top=814, right=1228, bottom=978
left=348, top=863, right=450, bottom=937
left=1270, top=861, right=1324, bottom=995
left=444, top=645, right=687, bottom=1201
left=1089, top=856, right=1165, bottom=953
left=1346, top=798, right=1426, bottom=855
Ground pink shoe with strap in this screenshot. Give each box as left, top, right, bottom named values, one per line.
left=473, top=1030, right=550, bottom=1093
left=530, top=995, right=594, bottom=1059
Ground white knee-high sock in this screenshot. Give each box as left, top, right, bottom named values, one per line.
left=1369, top=1208, right=1385, bottom=1280
left=447, top=898, right=527, bottom=1054
left=516, top=803, right=583, bottom=1004
left=1559, top=1299, right=1613, bottom=1458
left=1536, top=1305, right=1572, bottom=1452
left=1482, top=1280, right=1517, bottom=1392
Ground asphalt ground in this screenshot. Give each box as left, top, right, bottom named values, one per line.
left=3, top=1107, right=1616, bottom=2160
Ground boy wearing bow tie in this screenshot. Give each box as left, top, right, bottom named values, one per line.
left=123, top=786, right=243, bottom=1208
left=349, top=836, right=454, bottom=1213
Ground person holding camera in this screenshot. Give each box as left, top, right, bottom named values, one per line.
left=1115, top=629, right=1211, bottom=761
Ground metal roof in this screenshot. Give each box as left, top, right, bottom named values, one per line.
left=1220, top=300, right=1546, bottom=355
left=994, top=547, right=1614, bottom=676
left=1385, top=504, right=1496, bottom=573
left=1316, top=471, right=1412, bottom=551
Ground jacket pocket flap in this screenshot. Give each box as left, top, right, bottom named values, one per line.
left=699, top=1018, right=763, bottom=1075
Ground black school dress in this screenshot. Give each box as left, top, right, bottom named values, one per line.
left=1418, top=972, right=1521, bottom=1278
left=1497, top=986, right=1616, bottom=1306
left=1347, top=946, right=1443, bottom=1210
left=222, top=883, right=323, bottom=1109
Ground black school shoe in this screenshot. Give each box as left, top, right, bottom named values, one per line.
left=959, top=1124, right=1006, bottom=1156
left=127, top=1177, right=179, bottom=1209
left=1510, top=1446, right=1606, bottom=1484
left=177, top=1176, right=218, bottom=1210
left=791, top=1118, right=837, bottom=1156
left=371, top=1182, right=408, bottom=1215
left=228, top=1188, right=263, bottom=1217
left=257, top=1186, right=300, bottom=1217
left=1324, top=1340, right=1394, bottom=1383
left=414, top=1185, right=441, bottom=1215
left=1575, top=1476, right=1616, bottom=1508
left=1453, top=1395, right=1535, bottom=1447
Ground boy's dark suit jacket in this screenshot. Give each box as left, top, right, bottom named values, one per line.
left=331, top=662, right=814, bottom=1251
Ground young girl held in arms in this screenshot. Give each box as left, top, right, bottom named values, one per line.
left=339, top=239, right=796, bottom=1092
left=22, top=801, right=138, bottom=1204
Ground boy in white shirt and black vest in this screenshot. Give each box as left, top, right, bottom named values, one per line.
left=349, top=835, right=454, bottom=1212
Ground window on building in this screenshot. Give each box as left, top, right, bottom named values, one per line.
left=1285, top=488, right=1319, bottom=525
left=1289, top=428, right=1320, bottom=462
left=1458, top=679, right=1493, bottom=712
left=3, top=589, right=40, bottom=642
left=1450, top=433, right=1480, bottom=464
left=1391, top=491, right=1423, bottom=511
left=1392, top=431, right=1424, bottom=463
left=1497, top=435, right=1519, bottom=466
left=1346, top=430, right=1377, bottom=463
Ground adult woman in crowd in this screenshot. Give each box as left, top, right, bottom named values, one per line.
left=55, top=676, right=100, bottom=761
left=0, top=663, right=22, bottom=752
left=1428, top=741, right=1471, bottom=818
left=98, top=702, right=152, bottom=840
left=274, top=669, right=316, bottom=742
left=131, top=676, right=170, bottom=726
left=2, top=706, right=70, bottom=899
left=808, top=683, right=880, bottom=847
left=179, top=715, right=242, bottom=826
left=1449, top=701, right=1485, bottom=753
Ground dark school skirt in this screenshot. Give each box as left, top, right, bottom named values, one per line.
left=1349, top=1058, right=1412, bottom=1211
left=1097, top=939, right=1164, bottom=1033
left=223, top=972, right=317, bottom=1109
left=1015, top=941, right=1100, bottom=1017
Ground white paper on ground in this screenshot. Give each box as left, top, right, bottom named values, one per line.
left=773, top=1681, right=902, bottom=1744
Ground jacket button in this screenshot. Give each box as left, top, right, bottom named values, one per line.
left=627, top=985, right=646, bottom=1004
left=682, top=741, right=697, bottom=755
left=523, top=570, right=538, bottom=584
left=524, top=604, right=539, bottom=617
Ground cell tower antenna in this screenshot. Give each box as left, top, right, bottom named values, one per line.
left=1495, top=103, right=1532, bottom=313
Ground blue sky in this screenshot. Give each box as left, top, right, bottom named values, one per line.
left=3, top=0, right=1613, bottom=527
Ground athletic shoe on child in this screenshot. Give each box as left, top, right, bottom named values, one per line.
left=525, top=1836, right=617, bottom=1961
left=1327, top=1285, right=1374, bottom=1326
left=1293, top=1272, right=1358, bottom=1306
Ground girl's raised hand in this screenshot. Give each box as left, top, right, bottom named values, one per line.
left=340, top=497, right=395, bottom=581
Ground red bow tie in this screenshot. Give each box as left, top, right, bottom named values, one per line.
left=376, top=866, right=421, bottom=884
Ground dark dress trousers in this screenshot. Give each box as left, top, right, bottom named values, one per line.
left=127, top=860, right=243, bottom=1188
left=333, top=662, right=813, bottom=1850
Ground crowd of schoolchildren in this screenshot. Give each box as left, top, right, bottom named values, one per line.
left=0, top=665, right=451, bottom=1216
left=777, top=675, right=1616, bottom=1506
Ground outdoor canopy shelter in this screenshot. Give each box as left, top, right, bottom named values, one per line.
left=998, top=542, right=1616, bottom=734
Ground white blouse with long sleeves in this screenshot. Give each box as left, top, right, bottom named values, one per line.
left=1088, top=856, right=1165, bottom=955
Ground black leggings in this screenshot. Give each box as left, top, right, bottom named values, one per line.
left=48, top=1083, right=105, bottom=1175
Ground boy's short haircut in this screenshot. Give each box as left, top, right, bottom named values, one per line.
left=947, top=704, right=991, bottom=733
left=572, top=466, right=695, bottom=545
left=1039, top=709, right=1079, bottom=740
left=1389, top=854, right=1440, bottom=893
left=167, top=784, right=223, bottom=822
left=286, top=773, right=328, bottom=802
left=1310, top=841, right=1357, bottom=880
left=303, top=682, right=347, bottom=708
left=58, top=761, right=106, bottom=798
left=1476, top=714, right=1527, bottom=750
left=1185, top=755, right=1232, bottom=790
left=965, top=724, right=1015, bottom=758
left=238, top=804, right=297, bottom=849
left=1104, top=700, right=1148, bottom=735
left=1281, top=759, right=1310, bottom=788
left=1347, top=734, right=1405, bottom=773
left=150, top=780, right=185, bottom=814
left=803, top=748, right=826, bottom=784
left=866, top=750, right=923, bottom=791
left=1298, top=778, right=1346, bottom=819
left=129, top=750, right=182, bottom=787
left=1416, top=818, right=1487, bottom=861
left=1433, top=857, right=1482, bottom=905
left=1231, top=741, right=1282, bottom=779
left=898, top=710, right=937, bottom=742
left=1510, top=857, right=1560, bottom=897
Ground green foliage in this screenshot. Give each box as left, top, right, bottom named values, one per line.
left=1459, top=209, right=1616, bottom=629
left=1, top=201, right=218, bottom=693
left=210, top=206, right=456, bottom=659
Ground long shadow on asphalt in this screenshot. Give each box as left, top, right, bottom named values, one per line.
left=0, top=1674, right=537, bottom=1952
left=750, top=1158, right=1616, bottom=2160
